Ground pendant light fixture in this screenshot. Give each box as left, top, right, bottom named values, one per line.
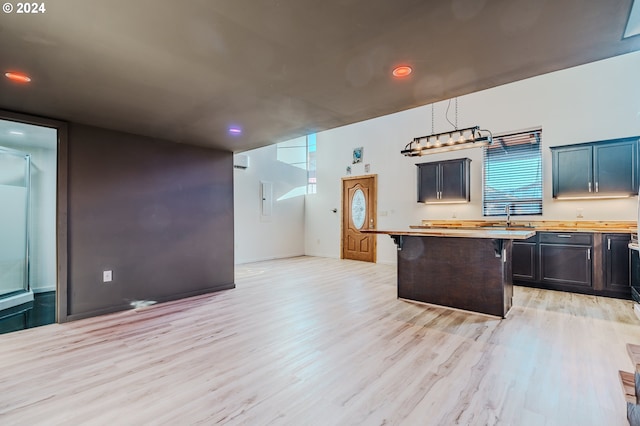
left=401, top=99, right=493, bottom=156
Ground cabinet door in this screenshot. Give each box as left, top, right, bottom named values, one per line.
left=417, top=163, right=439, bottom=202
left=440, top=159, right=470, bottom=201
left=593, top=140, right=637, bottom=195
left=604, top=234, right=631, bottom=295
left=540, top=244, right=592, bottom=287
left=552, top=146, right=593, bottom=197
left=513, top=242, right=537, bottom=281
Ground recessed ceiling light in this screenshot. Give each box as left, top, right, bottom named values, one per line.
left=4, top=72, right=32, bottom=83
left=228, top=127, right=242, bottom=135
left=392, top=66, right=412, bottom=78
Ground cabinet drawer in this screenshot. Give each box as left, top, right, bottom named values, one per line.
left=539, top=232, right=592, bottom=245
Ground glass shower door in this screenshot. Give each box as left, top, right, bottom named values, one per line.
left=0, top=148, right=30, bottom=298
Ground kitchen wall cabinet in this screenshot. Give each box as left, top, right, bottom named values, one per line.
left=603, top=233, right=631, bottom=297
left=551, top=137, right=638, bottom=198
left=417, top=158, right=470, bottom=203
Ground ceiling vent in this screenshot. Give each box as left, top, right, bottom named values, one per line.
left=233, top=154, right=250, bottom=169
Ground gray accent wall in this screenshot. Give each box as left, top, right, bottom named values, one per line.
left=67, top=124, right=234, bottom=320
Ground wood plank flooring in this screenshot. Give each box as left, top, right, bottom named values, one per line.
left=0, top=256, right=638, bottom=425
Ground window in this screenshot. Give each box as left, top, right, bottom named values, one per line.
left=483, top=129, right=542, bottom=216
left=307, top=133, right=316, bottom=194
left=276, top=133, right=317, bottom=194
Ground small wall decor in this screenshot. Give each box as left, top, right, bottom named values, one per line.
left=352, top=147, right=363, bottom=164
left=364, top=163, right=370, bottom=173
left=346, top=166, right=352, bottom=175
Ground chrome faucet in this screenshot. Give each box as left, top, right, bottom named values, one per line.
left=505, top=204, right=513, bottom=227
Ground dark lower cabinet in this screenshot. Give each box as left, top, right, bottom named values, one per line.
left=603, top=233, right=631, bottom=297
left=512, top=235, right=537, bottom=282
left=513, top=232, right=631, bottom=299
left=539, top=243, right=591, bottom=288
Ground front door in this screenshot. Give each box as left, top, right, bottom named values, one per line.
left=342, top=175, right=377, bottom=262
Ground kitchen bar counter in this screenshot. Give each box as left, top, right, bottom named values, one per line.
left=363, top=228, right=531, bottom=317
left=363, top=228, right=535, bottom=240
left=413, top=220, right=636, bottom=233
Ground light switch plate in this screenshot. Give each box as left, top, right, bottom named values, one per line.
left=103, top=270, right=113, bottom=282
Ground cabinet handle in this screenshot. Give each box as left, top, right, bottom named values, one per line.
left=557, top=234, right=572, bottom=238
left=588, top=182, right=592, bottom=192
left=608, top=238, right=611, bottom=250
left=587, top=248, right=591, bottom=261
left=595, top=182, right=599, bottom=193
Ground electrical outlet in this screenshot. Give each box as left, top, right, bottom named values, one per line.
left=103, top=270, right=113, bottom=282
left=576, top=208, right=584, bottom=219
left=452, top=210, right=457, bottom=218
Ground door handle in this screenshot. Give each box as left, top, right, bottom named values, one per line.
left=608, top=238, right=611, bottom=250
left=588, top=182, right=592, bottom=192
left=587, top=248, right=591, bottom=261
left=595, top=182, right=599, bottom=193
left=557, top=235, right=572, bottom=238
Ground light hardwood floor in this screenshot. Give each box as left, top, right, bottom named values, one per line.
left=0, top=256, right=638, bottom=425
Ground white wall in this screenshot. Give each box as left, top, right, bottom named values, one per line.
left=234, top=143, right=307, bottom=264
left=305, top=51, right=640, bottom=265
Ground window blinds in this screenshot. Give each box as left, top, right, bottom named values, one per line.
left=483, top=129, right=542, bottom=216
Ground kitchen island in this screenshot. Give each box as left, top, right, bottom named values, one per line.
left=362, top=228, right=536, bottom=317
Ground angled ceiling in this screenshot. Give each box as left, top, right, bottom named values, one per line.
left=1, top=0, right=639, bottom=153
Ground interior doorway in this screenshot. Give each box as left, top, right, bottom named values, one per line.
left=0, top=115, right=63, bottom=333
left=341, top=174, right=377, bottom=263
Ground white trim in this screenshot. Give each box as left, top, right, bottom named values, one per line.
left=33, top=286, right=56, bottom=294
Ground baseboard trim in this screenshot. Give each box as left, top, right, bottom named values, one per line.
left=235, top=253, right=305, bottom=265
left=64, top=283, right=236, bottom=322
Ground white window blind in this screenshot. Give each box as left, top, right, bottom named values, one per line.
left=483, top=129, right=542, bottom=216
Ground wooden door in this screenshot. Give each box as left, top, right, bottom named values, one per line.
left=342, top=175, right=377, bottom=262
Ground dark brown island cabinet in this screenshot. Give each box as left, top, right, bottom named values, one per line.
left=513, top=232, right=632, bottom=299
left=363, top=228, right=535, bottom=318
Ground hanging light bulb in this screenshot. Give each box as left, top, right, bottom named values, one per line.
left=447, top=133, right=454, bottom=145
left=458, top=131, right=465, bottom=143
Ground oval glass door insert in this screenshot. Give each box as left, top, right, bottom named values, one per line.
left=351, top=188, right=366, bottom=229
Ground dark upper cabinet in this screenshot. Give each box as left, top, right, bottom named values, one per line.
left=552, top=146, right=592, bottom=196
left=551, top=137, right=639, bottom=198
left=594, top=141, right=636, bottom=194
left=603, top=233, right=631, bottom=296
left=417, top=158, right=470, bottom=203
left=418, top=162, right=439, bottom=202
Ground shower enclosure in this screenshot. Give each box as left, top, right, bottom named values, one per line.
left=0, top=146, right=32, bottom=309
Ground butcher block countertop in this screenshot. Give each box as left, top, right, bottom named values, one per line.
left=361, top=228, right=536, bottom=240
left=411, top=220, right=636, bottom=233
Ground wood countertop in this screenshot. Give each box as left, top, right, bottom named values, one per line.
left=361, top=228, right=536, bottom=240
left=413, top=220, right=636, bottom=233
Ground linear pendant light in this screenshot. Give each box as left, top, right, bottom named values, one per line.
left=401, top=125, right=493, bottom=157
